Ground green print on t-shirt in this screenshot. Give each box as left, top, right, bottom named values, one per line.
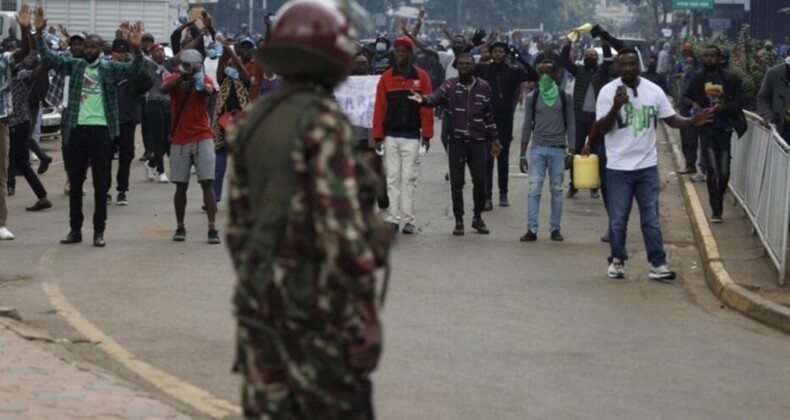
left=617, top=103, right=657, bottom=136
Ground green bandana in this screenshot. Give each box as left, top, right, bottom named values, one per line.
left=538, top=74, right=559, bottom=107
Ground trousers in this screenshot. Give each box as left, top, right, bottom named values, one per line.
left=700, top=128, right=732, bottom=217
left=8, top=122, right=47, bottom=199
left=382, top=136, right=420, bottom=225
left=486, top=116, right=513, bottom=198
left=107, top=123, right=136, bottom=193
left=449, top=139, right=487, bottom=218
left=68, top=125, right=111, bottom=232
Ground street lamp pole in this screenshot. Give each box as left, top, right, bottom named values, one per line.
left=249, top=0, right=254, bottom=34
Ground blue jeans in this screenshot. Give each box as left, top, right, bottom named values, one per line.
left=527, top=146, right=565, bottom=232
left=213, top=147, right=227, bottom=202
left=606, top=166, right=666, bottom=266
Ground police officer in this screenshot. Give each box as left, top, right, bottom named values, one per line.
left=226, top=0, right=393, bottom=418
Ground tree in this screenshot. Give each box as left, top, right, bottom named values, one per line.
left=623, top=0, right=671, bottom=33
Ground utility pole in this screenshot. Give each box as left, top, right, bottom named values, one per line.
left=249, top=0, right=254, bottom=34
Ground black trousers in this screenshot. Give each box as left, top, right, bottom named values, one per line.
left=700, top=128, right=732, bottom=217
left=678, top=105, right=699, bottom=170
left=61, top=120, right=71, bottom=176
left=448, top=139, right=487, bottom=218
left=355, top=140, right=389, bottom=209
left=570, top=110, right=596, bottom=190
left=145, top=100, right=170, bottom=174
left=69, top=125, right=111, bottom=232
left=486, top=116, right=513, bottom=199
left=139, top=96, right=149, bottom=155
left=107, top=123, right=136, bottom=193
left=8, top=122, right=47, bottom=199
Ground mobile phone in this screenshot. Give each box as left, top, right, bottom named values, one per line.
left=616, top=85, right=627, bottom=96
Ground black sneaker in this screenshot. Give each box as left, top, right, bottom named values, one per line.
left=471, top=217, right=489, bottom=234
left=388, top=223, right=399, bottom=232
left=453, top=218, right=464, bottom=236
left=499, top=193, right=509, bottom=207
left=520, top=230, right=537, bottom=242
left=551, top=229, right=564, bottom=241
left=402, top=223, right=416, bottom=234
left=483, top=199, right=493, bottom=212
left=37, top=156, right=52, bottom=175
left=208, top=229, right=221, bottom=244
left=117, top=192, right=128, bottom=206
left=173, top=228, right=186, bottom=242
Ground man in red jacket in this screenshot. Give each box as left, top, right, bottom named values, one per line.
left=373, top=36, right=433, bottom=234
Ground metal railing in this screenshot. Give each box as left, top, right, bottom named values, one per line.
left=728, top=111, right=790, bottom=285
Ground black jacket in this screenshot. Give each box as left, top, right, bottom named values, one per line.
left=684, top=69, right=747, bottom=137
left=474, top=61, right=537, bottom=119
left=117, top=66, right=155, bottom=126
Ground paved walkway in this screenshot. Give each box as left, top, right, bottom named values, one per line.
left=0, top=319, right=190, bottom=419
left=666, top=128, right=790, bottom=332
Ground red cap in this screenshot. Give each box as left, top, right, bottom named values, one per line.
left=149, top=43, right=164, bottom=53
left=393, top=36, right=414, bottom=51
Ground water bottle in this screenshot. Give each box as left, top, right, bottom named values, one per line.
left=194, top=70, right=205, bottom=91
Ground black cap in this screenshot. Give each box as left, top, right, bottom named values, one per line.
left=112, top=38, right=130, bottom=53
left=70, top=33, right=86, bottom=41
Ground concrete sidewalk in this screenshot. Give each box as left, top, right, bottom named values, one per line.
left=666, top=128, right=790, bottom=333
left=0, top=317, right=191, bottom=419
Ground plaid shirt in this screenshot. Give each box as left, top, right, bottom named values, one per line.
left=0, top=52, right=13, bottom=120
left=37, top=37, right=143, bottom=138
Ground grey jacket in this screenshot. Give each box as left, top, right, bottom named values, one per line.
left=756, top=63, right=790, bottom=134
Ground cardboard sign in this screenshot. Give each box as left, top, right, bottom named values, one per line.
left=334, top=75, right=381, bottom=129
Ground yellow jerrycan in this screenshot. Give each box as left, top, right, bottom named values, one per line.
left=572, top=154, right=599, bottom=189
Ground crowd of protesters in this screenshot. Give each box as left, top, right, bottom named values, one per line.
left=0, top=4, right=787, bottom=281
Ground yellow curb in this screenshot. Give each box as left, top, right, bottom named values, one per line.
left=38, top=248, right=240, bottom=418
left=665, top=128, right=790, bottom=334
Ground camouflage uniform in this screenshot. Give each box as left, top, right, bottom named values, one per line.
left=227, top=82, right=392, bottom=419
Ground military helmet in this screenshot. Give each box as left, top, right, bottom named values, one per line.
left=258, top=0, right=358, bottom=84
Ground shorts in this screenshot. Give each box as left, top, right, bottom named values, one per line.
left=169, top=139, right=215, bottom=184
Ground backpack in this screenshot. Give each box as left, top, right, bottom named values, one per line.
left=531, top=88, right=567, bottom=130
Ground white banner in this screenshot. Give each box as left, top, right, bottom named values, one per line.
left=334, top=75, right=380, bottom=129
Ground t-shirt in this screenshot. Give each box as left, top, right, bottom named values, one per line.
left=703, top=73, right=730, bottom=131
left=164, top=73, right=216, bottom=145
left=78, top=66, right=107, bottom=126
left=596, top=77, right=675, bottom=171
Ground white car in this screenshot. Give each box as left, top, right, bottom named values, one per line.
left=40, top=106, right=61, bottom=139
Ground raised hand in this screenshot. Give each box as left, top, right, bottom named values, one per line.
left=200, top=10, right=213, bottom=30
left=471, top=29, right=487, bottom=46
left=119, top=21, right=131, bottom=39
left=16, top=4, right=31, bottom=29
left=397, top=18, right=408, bottom=35
left=127, top=21, right=145, bottom=51
left=34, top=6, right=46, bottom=33
left=417, top=9, right=425, bottom=21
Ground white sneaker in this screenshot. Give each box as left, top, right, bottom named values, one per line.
left=649, top=264, right=677, bottom=282
left=0, top=226, right=14, bottom=240
left=157, top=173, right=169, bottom=183
left=607, top=260, right=625, bottom=278
left=145, top=165, right=156, bottom=181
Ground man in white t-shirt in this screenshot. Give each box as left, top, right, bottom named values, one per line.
left=595, top=48, right=710, bottom=281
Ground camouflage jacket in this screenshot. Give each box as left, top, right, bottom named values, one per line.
left=226, top=82, right=392, bottom=333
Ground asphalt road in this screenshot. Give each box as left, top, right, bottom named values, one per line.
left=2, top=110, right=790, bottom=420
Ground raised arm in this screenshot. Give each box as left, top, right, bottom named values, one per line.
left=400, top=20, right=438, bottom=58
left=559, top=41, right=579, bottom=77
left=411, top=9, right=424, bottom=37
left=12, top=4, right=32, bottom=63
left=33, top=6, right=73, bottom=74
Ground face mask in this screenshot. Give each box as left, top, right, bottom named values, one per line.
left=353, top=64, right=368, bottom=75
left=376, top=42, right=386, bottom=52
left=584, top=57, right=597, bottom=68
left=225, top=67, right=239, bottom=80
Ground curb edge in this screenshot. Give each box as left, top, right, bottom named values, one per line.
left=665, top=127, right=790, bottom=334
